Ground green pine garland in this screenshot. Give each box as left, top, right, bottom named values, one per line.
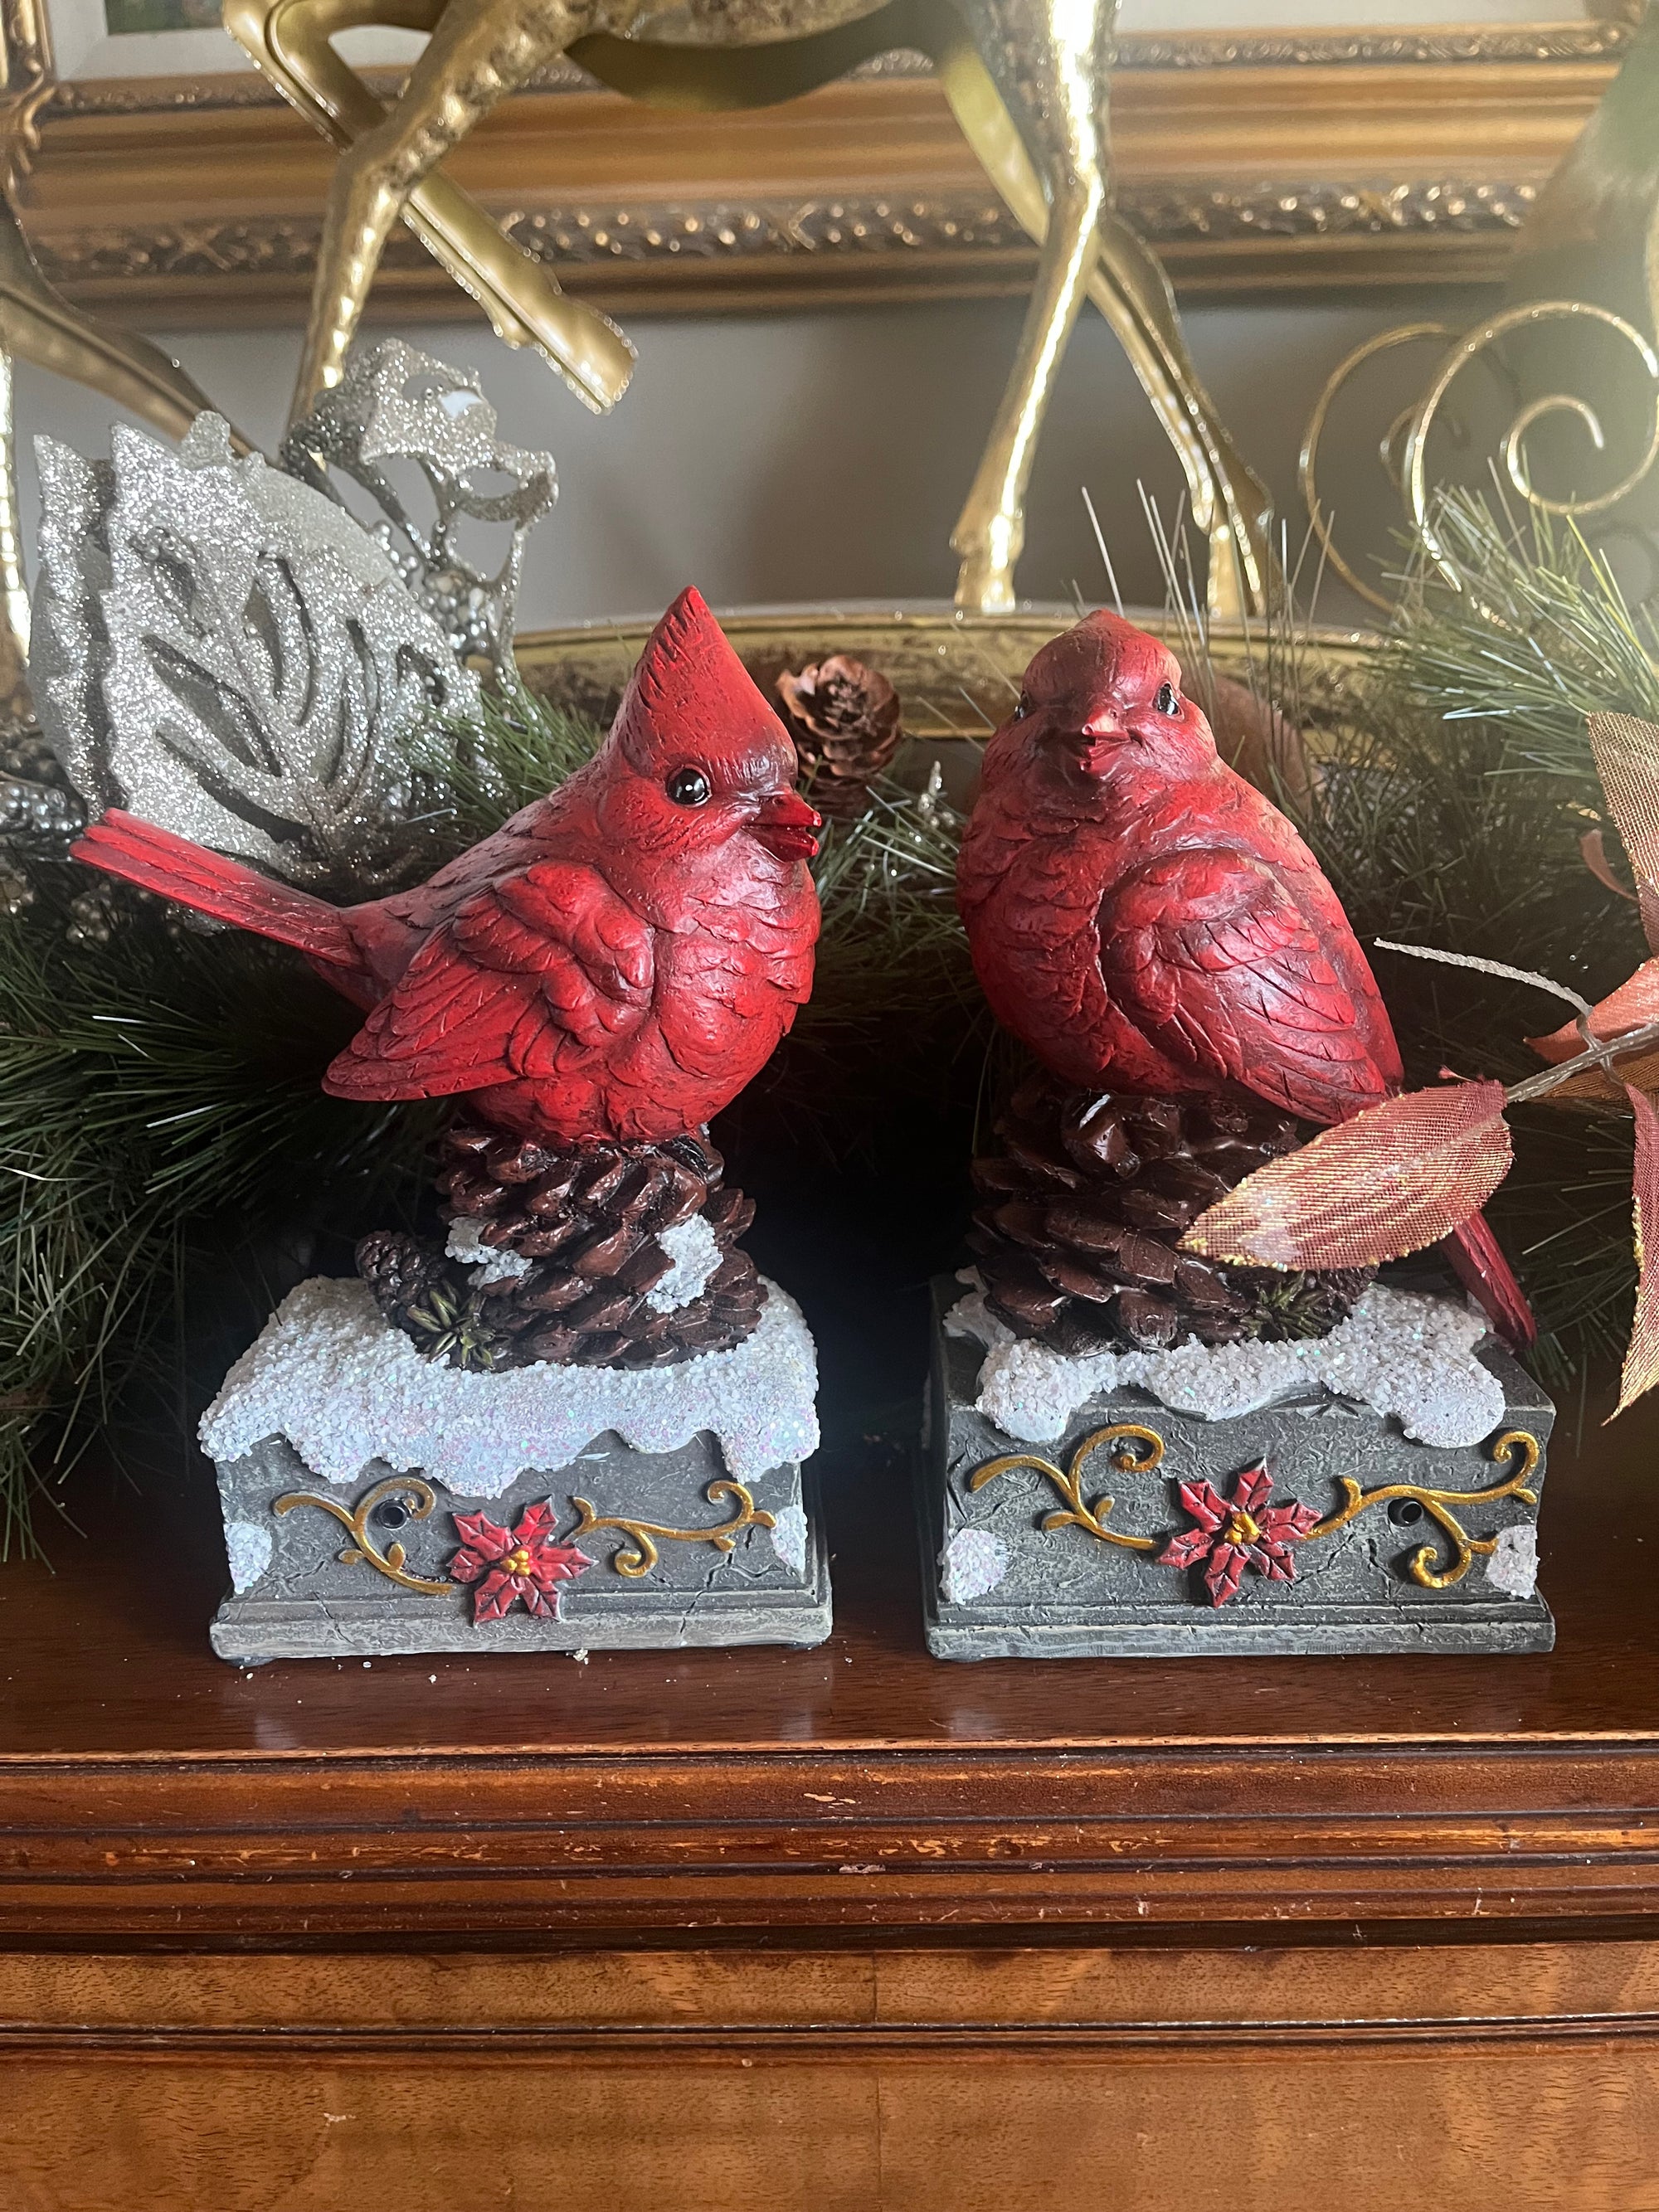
left=0, top=688, right=980, bottom=1555
left=3, top=505, right=1654, bottom=1554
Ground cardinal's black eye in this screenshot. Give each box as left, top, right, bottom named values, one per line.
left=1012, top=692, right=1032, bottom=721
left=666, top=766, right=711, bottom=807
left=1155, top=682, right=1180, bottom=717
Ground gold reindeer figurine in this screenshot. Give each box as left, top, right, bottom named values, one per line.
left=226, top=0, right=1273, bottom=615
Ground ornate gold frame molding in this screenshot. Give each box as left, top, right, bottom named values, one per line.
left=12, top=24, right=1631, bottom=323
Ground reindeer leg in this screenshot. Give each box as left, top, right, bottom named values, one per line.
left=234, top=0, right=635, bottom=421
left=929, top=0, right=1106, bottom=612
left=289, top=0, right=598, bottom=420
left=952, top=186, right=1104, bottom=613
left=927, top=0, right=1272, bottom=617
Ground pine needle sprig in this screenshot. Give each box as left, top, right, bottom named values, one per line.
left=0, top=881, right=435, bottom=1556
left=1277, top=654, right=1647, bottom=1383
left=1391, top=489, right=1659, bottom=786
left=411, top=676, right=603, bottom=858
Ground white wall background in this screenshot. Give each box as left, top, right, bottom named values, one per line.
left=12, top=288, right=1497, bottom=627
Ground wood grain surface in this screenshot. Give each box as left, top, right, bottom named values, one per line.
left=4, top=1280, right=1659, bottom=2205
left=7, top=1939, right=1659, bottom=2210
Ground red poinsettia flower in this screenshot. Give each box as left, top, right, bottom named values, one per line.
left=1156, top=1460, right=1320, bottom=1607
left=448, top=1501, right=593, bottom=1623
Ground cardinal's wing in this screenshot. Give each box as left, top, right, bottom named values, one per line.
left=1098, top=848, right=1392, bottom=1123
left=324, top=859, right=654, bottom=1101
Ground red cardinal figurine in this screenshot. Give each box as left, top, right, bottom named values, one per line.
left=72, top=588, right=822, bottom=1146
left=956, top=607, right=1534, bottom=1346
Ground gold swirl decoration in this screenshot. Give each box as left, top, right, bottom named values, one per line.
left=967, top=1423, right=1164, bottom=1551
left=273, top=1475, right=452, bottom=1596
left=1303, top=1428, right=1540, bottom=1590
left=1407, top=302, right=1659, bottom=588
left=1298, top=320, right=1457, bottom=615
left=962, top=1426, right=1541, bottom=1590
left=568, top=1478, right=775, bottom=1578
left=1300, top=304, right=1659, bottom=615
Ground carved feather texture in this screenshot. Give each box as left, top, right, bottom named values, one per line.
left=957, top=607, right=1530, bottom=1337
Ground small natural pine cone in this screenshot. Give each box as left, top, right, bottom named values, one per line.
left=356, top=1230, right=453, bottom=1330
left=774, top=655, right=902, bottom=819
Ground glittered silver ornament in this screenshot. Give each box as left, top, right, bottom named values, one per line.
left=0, top=768, right=79, bottom=841
left=29, top=412, right=480, bottom=895
left=281, top=339, right=556, bottom=678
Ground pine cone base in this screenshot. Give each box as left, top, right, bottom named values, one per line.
left=359, top=1124, right=765, bottom=1372
left=970, top=1077, right=1373, bottom=1356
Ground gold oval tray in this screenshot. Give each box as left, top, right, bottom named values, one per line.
left=514, top=602, right=1379, bottom=741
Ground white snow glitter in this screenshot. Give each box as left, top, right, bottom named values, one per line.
left=445, top=1218, right=533, bottom=1283
left=224, top=1519, right=272, bottom=1593
left=948, top=1278, right=1505, bottom=1451
left=769, top=1500, right=809, bottom=1576
left=200, top=1275, right=819, bottom=1495
left=941, top=1525, right=1009, bottom=1606
left=645, top=1214, right=722, bottom=1314
left=1484, top=1523, right=1540, bottom=1599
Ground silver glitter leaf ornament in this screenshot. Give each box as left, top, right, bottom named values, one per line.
left=30, top=413, right=480, bottom=894
left=282, top=339, right=557, bottom=676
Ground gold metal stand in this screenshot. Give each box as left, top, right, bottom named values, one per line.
left=226, top=0, right=1272, bottom=618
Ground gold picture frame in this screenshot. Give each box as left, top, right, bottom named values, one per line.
left=2, top=12, right=1636, bottom=328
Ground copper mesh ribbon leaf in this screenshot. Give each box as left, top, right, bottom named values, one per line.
left=1615, top=1082, right=1659, bottom=1418
left=1537, top=717, right=1659, bottom=1100
left=1180, top=1082, right=1511, bottom=1271
left=1530, top=955, right=1659, bottom=1103
left=1588, top=713, right=1659, bottom=952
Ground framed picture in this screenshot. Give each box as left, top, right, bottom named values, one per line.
left=3, top=2, right=1637, bottom=325
left=36, top=0, right=420, bottom=80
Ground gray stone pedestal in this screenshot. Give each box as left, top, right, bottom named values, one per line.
left=922, top=1281, right=1554, bottom=1659
left=202, top=1271, right=830, bottom=1662
left=212, top=1432, right=830, bottom=1662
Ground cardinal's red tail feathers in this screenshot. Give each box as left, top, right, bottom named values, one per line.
left=1445, top=1206, right=1536, bottom=1350
left=71, top=809, right=361, bottom=972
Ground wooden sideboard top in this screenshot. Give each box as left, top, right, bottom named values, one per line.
left=0, top=1330, right=1656, bottom=1941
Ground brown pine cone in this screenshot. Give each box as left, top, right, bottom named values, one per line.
left=379, top=1123, right=766, bottom=1370
left=774, top=655, right=902, bottom=819
left=969, top=1076, right=1373, bottom=1356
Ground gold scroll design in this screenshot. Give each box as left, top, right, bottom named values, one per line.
left=1300, top=302, right=1659, bottom=615
left=568, top=1478, right=775, bottom=1578
left=1303, top=1427, right=1540, bottom=1591
left=966, top=1424, right=1541, bottom=1589
left=273, top=1475, right=451, bottom=1596
left=967, top=1423, right=1164, bottom=1552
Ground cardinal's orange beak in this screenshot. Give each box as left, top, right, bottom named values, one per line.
left=1071, top=707, right=1125, bottom=777
left=752, top=789, right=822, bottom=863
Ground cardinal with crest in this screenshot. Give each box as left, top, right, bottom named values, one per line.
left=73, top=587, right=823, bottom=1146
